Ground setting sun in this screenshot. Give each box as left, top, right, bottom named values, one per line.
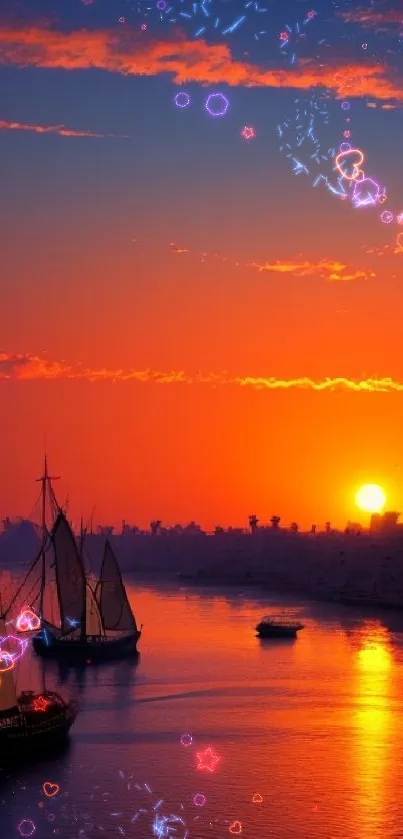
left=355, top=484, right=386, bottom=514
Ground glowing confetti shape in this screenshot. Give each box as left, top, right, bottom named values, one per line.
left=33, top=695, right=50, bottom=712
left=152, top=813, right=186, bottom=839
left=205, top=93, right=229, bottom=117
left=278, top=9, right=318, bottom=66
left=42, top=782, right=60, bottom=798
left=174, top=92, right=191, bottom=109
left=352, top=177, right=381, bottom=208
left=193, top=793, right=206, bottom=806
left=180, top=733, right=193, bottom=746
left=0, top=634, right=28, bottom=669
left=0, top=649, right=14, bottom=672
left=229, top=821, right=242, bottom=834
left=380, top=210, right=394, bottom=224
left=252, top=793, right=263, bottom=803
left=334, top=147, right=364, bottom=182
left=241, top=125, right=255, bottom=140
left=196, top=747, right=221, bottom=772
left=16, top=609, right=41, bottom=632
left=17, top=820, right=36, bottom=838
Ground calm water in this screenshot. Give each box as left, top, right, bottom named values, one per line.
left=2, top=579, right=403, bottom=839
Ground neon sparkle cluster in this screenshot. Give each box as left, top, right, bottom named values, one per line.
left=159, top=0, right=403, bottom=250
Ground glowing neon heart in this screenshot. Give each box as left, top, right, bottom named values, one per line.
left=16, top=609, right=41, bottom=632
left=229, top=821, right=242, bottom=834
left=42, top=782, right=60, bottom=798
left=335, top=148, right=364, bottom=181
left=252, top=793, right=263, bottom=803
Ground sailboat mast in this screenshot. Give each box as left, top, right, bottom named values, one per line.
left=80, top=517, right=87, bottom=640
left=36, top=455, right=60, bottom=615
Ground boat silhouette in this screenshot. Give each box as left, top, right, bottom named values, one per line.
left=9, top=458, right=141, bottom=664
left=0, top=612, right=77, bottom=757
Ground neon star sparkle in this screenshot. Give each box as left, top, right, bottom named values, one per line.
left=196, top=747, right=221, bottom=772
left=241, top=125, right=255, bottom=140
left=33, top=695, right=51, bottom=712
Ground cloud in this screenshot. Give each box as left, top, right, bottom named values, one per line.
left=1, top=352, right=402, bottom=392
left=167, top=242, right=375, bottom=282
left=0, top=24, right=401, bottom=101
left=339, top=8, right=403, bottom=28
left=0, top=119, right=128, bottom=138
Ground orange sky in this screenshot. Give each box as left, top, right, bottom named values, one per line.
left=2, top=6, right=403, bottom=532
left=1, top=229, right=402, bottom=532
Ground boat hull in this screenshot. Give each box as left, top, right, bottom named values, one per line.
left=256, top=626, right=299, bottom=638
left=0, top=697, right=77, bottom=758
left=255, top=622, right=303, bottom=638
left=32, top=630, right=141, bottom=662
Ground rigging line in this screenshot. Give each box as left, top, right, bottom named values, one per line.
left=4, top=551, right=42, bottom=618
left=5, top=522, right=52, bottom=618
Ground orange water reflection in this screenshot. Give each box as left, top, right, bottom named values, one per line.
left=351, top=623, right=395, bottom=839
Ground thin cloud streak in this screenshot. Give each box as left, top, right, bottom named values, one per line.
left=167, top=242, right=375, bottom=282
left=0, top=24, right=401, bottom=101
left=0, top=119, right=128, bottom=138
left=339, top=9, right=403, bottom=27
left=1, top=352, right=402, bottom=393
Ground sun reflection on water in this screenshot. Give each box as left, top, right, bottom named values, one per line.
left=352, top=624, right=394, bottom=839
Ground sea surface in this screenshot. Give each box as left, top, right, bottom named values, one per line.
left=2, top=577, right=403, bottom=839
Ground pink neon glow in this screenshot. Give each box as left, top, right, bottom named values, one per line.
left=0, top=634, right=28, bottom=670
left=16, top=609, right=41, bottom=632
left=241, top=125, right=255, bottom=140
left=18, top=820, right=36, bottom=838
left=252, top=793, right=263, bottom=803
left=180, top=733, right=193, bottom=746
left=334, top=148, right=364, bottom=181
left=352, top=177, right=380, bottom=207
left=229, top=821, right=242, bottom=834
left=0, top=649, right=14, bottom=672
left=193, top=793, right=206, bottom=806
left=196, top=747, right=221, bottom=772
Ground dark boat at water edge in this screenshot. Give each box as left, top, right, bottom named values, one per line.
left=255, top=615, right=305, bottom=638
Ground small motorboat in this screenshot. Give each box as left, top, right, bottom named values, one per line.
left=255, top=615, right=305, bottom=639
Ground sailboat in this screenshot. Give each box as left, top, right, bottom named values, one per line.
left=0, top=610, right=77, bottom=753
left=7, top=458, right=141, bottom=663
left=32, top=513, right=142, bottom=661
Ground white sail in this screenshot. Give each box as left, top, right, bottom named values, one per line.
left=0, top=618, right=18, bottom=713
